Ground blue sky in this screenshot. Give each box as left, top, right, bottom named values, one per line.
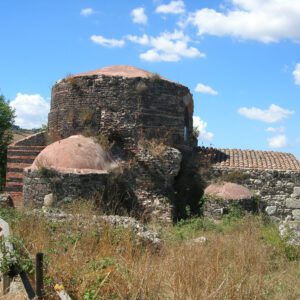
left=0, top=0, right=299, bottom=158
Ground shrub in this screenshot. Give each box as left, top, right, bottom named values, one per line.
left=0, top=94, right=15, bottom=190
left=148, top=73, right=161, bottom=82
left=1, top=206, right=299, bottom=299
left=135, top=81, right=147, bottom=95
left=220, top=171, right=250, bottom=184
left=137, top=138, right=168, bottom=157
left=93, top=133, right=111, bottom=151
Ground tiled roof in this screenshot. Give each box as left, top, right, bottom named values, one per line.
left=197, top=147, right=300, bottom=171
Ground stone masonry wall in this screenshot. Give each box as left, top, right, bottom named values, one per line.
left=22, top=145, right=182, bottom=223
left=130, top=146, right=182, bottom=223
left=49, top=75, right=194, bottom=149
left=203, top=167, right=300, bottom=221
left=13, top=132, right=48, bottom=146
left=23, top=170, right=109, bottom=206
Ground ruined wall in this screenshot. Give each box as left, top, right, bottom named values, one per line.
left=12, top=132, right=48, bottom=147
left=48, top=75, right=194, bottom=149
left=129, top=146, right=182, bottom=223
left=23, top=145, right=182, bottom=223
left=203, top=168, right=300, bottom=221
left=23, top=169, right=109, bottom=206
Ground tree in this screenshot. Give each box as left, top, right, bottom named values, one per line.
left=0, top=94, right=15, bottom=190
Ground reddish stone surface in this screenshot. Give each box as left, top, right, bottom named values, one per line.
left=204, top=182, right=253, bottom=200
left=31, top=135, right=117, bottom=173
left=75, top=65, right=156, bottom=79
left=9, top=192, right=23, bottom=208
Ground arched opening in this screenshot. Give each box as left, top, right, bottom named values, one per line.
left=184, top=107, right=190, bottom=143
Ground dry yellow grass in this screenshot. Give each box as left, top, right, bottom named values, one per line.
left=2, top=206, right=300, bottom=300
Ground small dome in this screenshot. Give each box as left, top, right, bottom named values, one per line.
left=74, top=65, right=162, bottom=80
left=204, top=182, right=253, bottom=200
left=31, top=135, right=117, bottom=173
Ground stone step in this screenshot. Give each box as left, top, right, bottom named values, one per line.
left=7, top=156, right=36, bottom=164
left=5, top=182, right=23, bottom=192
left=8, top=145, right=45, bottom=151
left=7, top=162, right=32, bottom=170
left=6, top=167, right=25, bottom=173
left=5, top=144, right=45, bottom=206
left=6, top=177, right=23, bottom=183
left=7, top=149, right=42, bottom=157
left=6, top=172, right=23, bottom=179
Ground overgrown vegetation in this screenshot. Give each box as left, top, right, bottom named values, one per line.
left=148, top=72, right=161, bottom=82
left=137, top=137, right=168, bottom=157
left=174, top=151, right=206, bottom=220
left=1, top=204, right=299, bottom=299
left=0, top=94, right=15, bottom=190
left=220, top=170, right=250, bottom=184
left=93, top=133, right=112, bottom=151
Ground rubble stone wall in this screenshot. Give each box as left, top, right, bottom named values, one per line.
left=49, top=75, right=194, bottom=148
left=13, top=132, right=48, bottom=147
left=23, top=146, right=182, bottom=223
left=203, top=167, right=300, bottom=221
left=23, top=170, right=109, bottom=206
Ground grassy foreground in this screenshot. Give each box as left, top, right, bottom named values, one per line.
left=0, top=205, right=299, bottom=300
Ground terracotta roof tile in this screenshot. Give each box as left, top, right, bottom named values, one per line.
left=197, top=147, right=300, bottom=171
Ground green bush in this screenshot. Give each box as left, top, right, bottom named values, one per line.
left=0, top=94, right=15, bottom=190
left=261, top=223, right=300, bottom=261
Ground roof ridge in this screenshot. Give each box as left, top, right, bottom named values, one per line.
left=197, top=146, right=300, bottom=171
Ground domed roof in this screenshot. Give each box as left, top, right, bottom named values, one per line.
left=74, top=65, right=163, bottom=80
left=31, top=135, right=117, bottom=174
left=204, top=182, right=253, bottom=200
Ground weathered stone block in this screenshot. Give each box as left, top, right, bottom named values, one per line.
left=265, top=206, right=277, bottom=215
left=293, top=186, right=300, bottom=196
left=292, top=209, right=300, bottom=221
left=286, top=198, right=300, bottom=209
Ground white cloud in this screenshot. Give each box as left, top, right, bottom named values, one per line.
left=80, top=8, right=94, bottom=17
left=187, top=0, right=300, bottom=43
left=10, top=93, right=50, bottom=129
left=90, top=35, right=125, bottom=48
left=238, top=104, right=294, bottom=123
left=266, top=126, right=285, bottom=133
left=156, top=0, right=185, bottom=14
left=131, top=7, right=148, bottom=25
left=193, top=115, right=214, bottom=142
left=195, top=83, right=218, bottom=95
left=127, top=34, right=150, bottom=45
left=127, top=30, right=205, bottom=62
left=268, top=134, right=288, bottom=148
left=293, top=63, right=300, bottom=85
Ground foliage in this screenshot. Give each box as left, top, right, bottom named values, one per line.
left=261, top=223, right=300, bottom=261
left=148, top=73, right=161, bottom=82
left=220, top=170, right=250, bottom=184
left=93, top=133, right=111, bottom=151
left=137, top=138, right=168, bottom=157
left=0, top=94, right=15, bottom=190
left=0, top=237, right=34, bottom=274
left=37, top=166, right=59, bottom=178
left=163, top=217, right=217, bottom=241
left=173, top=152, right=206, bottom=220
left=2, top=205, right=299, bottom=299
left=135, top=81, right=147, bottom=95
